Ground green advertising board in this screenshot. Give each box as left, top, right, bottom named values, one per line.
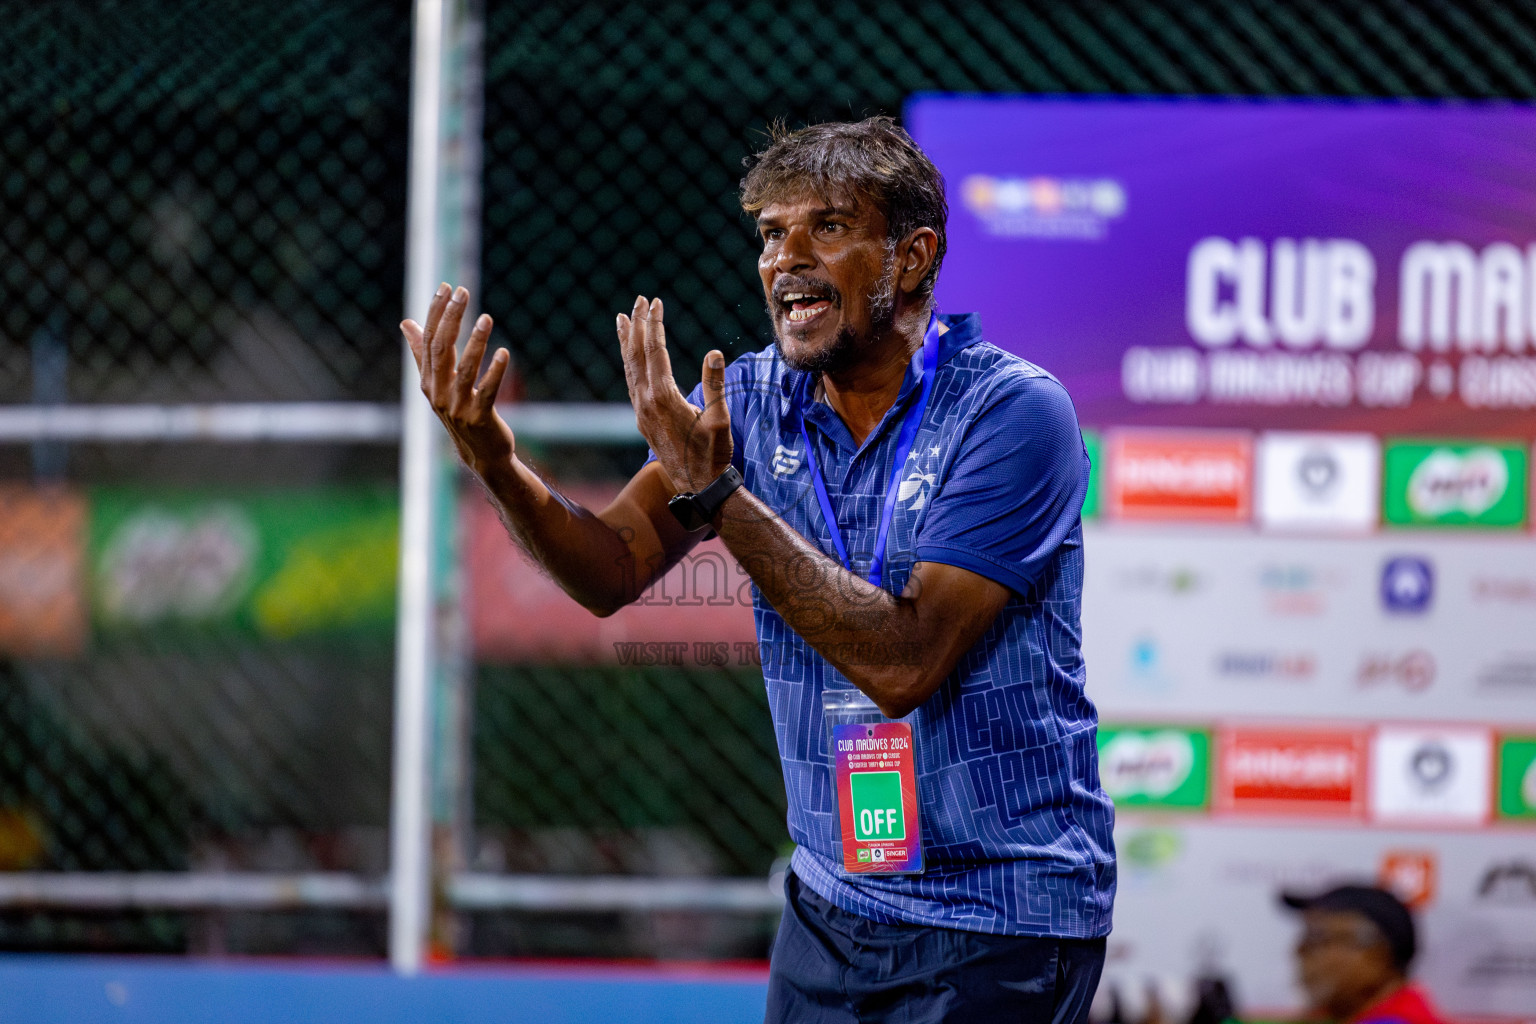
left=90, top=487, right=399, bottom=636
left=1096, top=725, right=1210, bottom=810
left=1081, top=429, right=1101, bottom=520
left=1382, top=440, right=1528, bottom=528
left=1497, top=737, right=1536, bottom=821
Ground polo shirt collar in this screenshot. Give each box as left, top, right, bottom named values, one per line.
left=783, top=312, right=984, bottom=454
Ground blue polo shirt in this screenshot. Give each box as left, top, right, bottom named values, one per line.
left=669, top=312, right=1115, bottom=938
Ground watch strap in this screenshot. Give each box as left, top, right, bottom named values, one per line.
left=692, top=464, right=743, bottom=522
left=669, top=464, right=743, bottom=533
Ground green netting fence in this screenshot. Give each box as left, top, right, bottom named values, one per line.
left=7, top=0, right=1536, bottom=959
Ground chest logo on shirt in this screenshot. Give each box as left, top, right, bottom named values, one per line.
left=898, top=445, right=942, bottom=511
left=772, top=444, right=802, bottom=477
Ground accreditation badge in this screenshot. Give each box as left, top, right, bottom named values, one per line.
left=823, top=690, right=924, bottom=875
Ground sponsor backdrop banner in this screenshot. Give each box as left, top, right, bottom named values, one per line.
left=910, top=97, right=1536, bottom=435
left=89, top=488, right=399, bottom=638
left=913, top=98, right=1536, bottom=1020
left=465, top=482, right=756, bottom=665
left=0, top=486, right=87, bottom=657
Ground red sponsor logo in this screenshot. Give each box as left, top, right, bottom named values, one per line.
left=1380, top=850, right=1437, bottom=909
left=1356, top=650, right=1436, bottom=692
left=1108, top=431, right=1253, bottom=521
left=0, top=486, right=86, bottom=658
left=1217, top=727, right=1366, bottom=817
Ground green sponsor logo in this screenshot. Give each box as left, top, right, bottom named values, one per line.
left=1120, top=827, right=1184, bottom=869
left=90, top=487, right=399, bottom=636
left=850, top=771, right=905, bottom=841
left=1497, top=737, right=1536, bottom=820
left=1081, top=430, right=1101, bottom=519
left=855, top=848, right=872, bottom=863
left=1383, top=441, right=1527, bottom=528
left=1097, top=726, right=1210, bottom=809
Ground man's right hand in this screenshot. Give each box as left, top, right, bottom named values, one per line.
left=401, top=282, right=710, bottom=617
left=401, top=283, right=515, bottom=477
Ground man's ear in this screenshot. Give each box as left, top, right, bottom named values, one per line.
left=896, top=227, right=939, bottom=296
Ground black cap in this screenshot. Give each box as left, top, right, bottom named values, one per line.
left=1281, top=884, right=1416, bottom=971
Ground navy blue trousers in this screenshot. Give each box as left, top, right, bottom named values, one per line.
left=765, top=872, right=1106, bottom=1024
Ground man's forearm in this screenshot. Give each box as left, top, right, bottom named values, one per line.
left=474, top=456, right=643, bottom=616
left=713, top=488, right=935, bottom=716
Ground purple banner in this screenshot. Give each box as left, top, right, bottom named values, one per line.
left=908, top=97, right=1536, bottom=432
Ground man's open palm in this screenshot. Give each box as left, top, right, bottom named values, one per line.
left=401, top=283, right=515, bottom=476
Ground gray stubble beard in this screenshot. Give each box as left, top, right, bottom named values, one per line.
left=773, top=241, right=899, bottom=375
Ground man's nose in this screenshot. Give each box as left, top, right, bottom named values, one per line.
left=774, top=226, right=816, bottom=275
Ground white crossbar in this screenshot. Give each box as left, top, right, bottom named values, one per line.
left=449, top=873, right=783, bottom=912
left=0, top=403, right=401, bottom=442
left=0, top=402, right=641, bottom=444
left=0, top=872, right=386, bottom=910
left=0, top=872, right=781, bottom=913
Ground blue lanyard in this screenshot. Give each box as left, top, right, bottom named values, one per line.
left=797, top=314, right=943, bottom=588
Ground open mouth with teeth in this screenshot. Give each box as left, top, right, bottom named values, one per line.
left=781, top=290, right=835, bottom=324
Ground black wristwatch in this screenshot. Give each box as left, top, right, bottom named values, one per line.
left=668, top=465, right=743, bottom=533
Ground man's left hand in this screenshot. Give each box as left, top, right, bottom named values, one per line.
left=617, top=295, right=733, bottom=494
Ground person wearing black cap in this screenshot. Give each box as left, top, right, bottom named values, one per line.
left=1280, top=885, right=1448, bottom=1024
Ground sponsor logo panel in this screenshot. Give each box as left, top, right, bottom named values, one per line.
left=89, top=488, right=399, bottom=637
left=1476, top=859, right=1536, bottom=901
left=1098, top=726, right=1211, bottom=809
left=1356, top=649, right=1436, bottom=693
left=1477, top=655, right=1536, bottom=695
left=1379, top=849, right=1438, bottom=909
left=1496, top=737, right=1536, bottom=821
left=1258, top=562, right=1345, bottom=617
left=1215, top=650, right=1316, bottom=682
left=1380, top=556, right=1434, bottom=615
left=1107, top=431, right=1253, bottom=521
left=1257, top=432, right=1380, bottom=531
left=1217, top=727, right=1366, bottom=817
left=1123, top=636, right=1174, bottom=693
left=1117, top=827, right=1185, bottom=870
left=1370, top=726, right=1493, bottom=825
left=1115, top=564, right=1204, bottom=597
left=1472, top=575, right=1536, bottom=606
left=1080, top=430, right=1101, bottom=519
left=0, top=485, right=87, bottom=658
left=465, top=482, right=756, bottom=663
left=960, top=174, right=1127, bottom=240
left=1382, top=440, right=1528, bottom=528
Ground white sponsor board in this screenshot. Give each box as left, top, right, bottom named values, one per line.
left=1257, top=432, right=1380, bottom=531
left=1106, top=819, right=1536, bottom=1019
left=1082, top=524, right=1536, bottom=723
left=1370, top=726, right=1493, bottom=825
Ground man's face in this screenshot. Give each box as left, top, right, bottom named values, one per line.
left=1295, top=910, right=1399, bottom=1017
left=756, top=192, right=898, bottom=374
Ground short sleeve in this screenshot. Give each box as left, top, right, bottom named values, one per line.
left=914, top=374, right=1088, bottom=596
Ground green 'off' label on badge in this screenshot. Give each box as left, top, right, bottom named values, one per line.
left=850, top=771, right=906, bottom=841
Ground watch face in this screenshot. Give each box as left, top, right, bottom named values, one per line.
left=668, top=494, right=706, bottom=532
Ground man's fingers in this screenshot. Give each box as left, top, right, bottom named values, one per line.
left=432, top=286, right=471, bottom=398
left=617, top=309, right=641, bottom=396
left=640, top=297, right=676, bottom=395
left=454, top=313, right=493, bottom=409
left=401, top=320, right=425, bottom=375
left=700, top=349, right=726, bottom=421
left=474, top=348, right=510, bottom=414
left=420, top=282, right=451, bottom=384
